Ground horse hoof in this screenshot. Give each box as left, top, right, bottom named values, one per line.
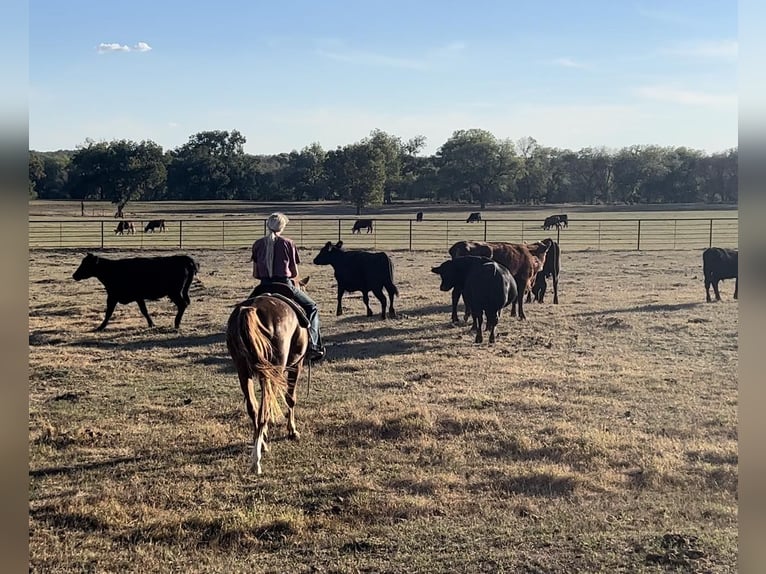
left=289, top=431, right=301, bottom=441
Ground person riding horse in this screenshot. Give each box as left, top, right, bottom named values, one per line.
left=251, top=212, right=326, bottom=362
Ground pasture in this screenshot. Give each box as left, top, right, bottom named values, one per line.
left=29, top=243, right=738, bottom=572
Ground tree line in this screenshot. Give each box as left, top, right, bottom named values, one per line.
left=29, top=128, right=738, bottom=214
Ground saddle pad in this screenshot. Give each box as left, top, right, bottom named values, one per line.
left=252, top=293, right=310, bottom=329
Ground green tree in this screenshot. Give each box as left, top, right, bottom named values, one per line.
left=325, top=142, right=386, bottom=214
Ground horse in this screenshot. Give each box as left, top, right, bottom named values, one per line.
left=226, top=277, right=311, bottom=474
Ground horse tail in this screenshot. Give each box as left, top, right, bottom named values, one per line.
left=228, top=304, right=288, bottom=426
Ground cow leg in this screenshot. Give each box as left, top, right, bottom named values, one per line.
left=96, top=297, right=118, bottom=331
left=170, top=295, right=188, bottom=328
left=734, top=277, right=738, bottom=300
left=135, top=299, right=155, bottom=328
left=705, top=275, right=712, bottom=302
left=361, top=291, right=374, bottom=316
left=451, top=289, right=462, bottom=323
left=552, top=275, right=558, bottom=304
left=712, top=279, right=722, bottom=302
left=488, top=311, right=499, bottom=344
left=385, top=284, right=397, bottom=318
left=474, top=311, right=484, bottom=344
left=372, top=288, right=387, bottom=319
left=336, top=287, right=345, bottom=316
left=181, top=272, right=194, bottom=305
left=285, top=364, right=301, bottom=440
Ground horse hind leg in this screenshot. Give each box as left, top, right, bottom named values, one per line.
left=253, top=376, right=270, bottom=475
left=285, top=363, right=302, bottom=440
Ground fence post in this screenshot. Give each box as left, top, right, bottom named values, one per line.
left=300, top=219, right=303, bottom=248
left=483, top=220, right=487, bottom=241
left=179, top=220, right=183, bottom=249
left=636, top=220, right=641, bottom=250
left=709, top=219, right=713, bottom=248
left=409, top=220, right=413, bottom=251
left=338, top=219, right=341, bottom=243
left=673, top=219, right=677, bottom=249
left=446, top=220, right=449, bottom=249
left=100, top=221, right=104, bottom=249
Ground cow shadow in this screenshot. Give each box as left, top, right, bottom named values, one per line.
left=69, top=331, right=226, bottom=351
left=575, top=302, right=702, bottom=317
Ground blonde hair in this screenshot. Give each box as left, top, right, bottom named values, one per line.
left=263, top=213, right=289, bottom=277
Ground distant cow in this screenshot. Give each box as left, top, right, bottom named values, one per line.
left=449, top=239, right=551, bottom=320
left=466, top=212, right=482, bottom=223
left=114, top=221, right=135, bottom=235
left=528, top=238, right=561, bottom=304
left=144, top=219, right=166, bottom=233
left=352, top=219, right=374, bottom=234
left=313, top=240, right=398, bottom=319
left=703, top=247, right=738, bottom=302
left=416, top=212, right=424, bottom=222
left=72, top=253, right=199, bottom=331
left=542, top=214, right=568, bottom=230
left=432, top=256, right=517, bottom=343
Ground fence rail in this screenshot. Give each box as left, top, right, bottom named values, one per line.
left=28, top=217, right=739, bottom=252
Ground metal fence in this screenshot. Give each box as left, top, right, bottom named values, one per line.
left=28, top=217, right=739, bottom=252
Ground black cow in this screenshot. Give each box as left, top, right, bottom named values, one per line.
left=416, top=212, right=424, bottom=222
left=528, top=238, right=560, bottom=304
left=114, top=221, right=135, bottom=235
left=72, top=253, right=199, bottom=331
left=313, top=241, right=398, bottom=319
left=703, top=247, right=738, bottom=302
left=352, top=219, right=374, bottom=234
left=144, top=219, right=166, bottom=233
left=431, top=256, right=517, bottom=343
left=466, top=212, right=482, bottom=223
left=542, top=214, right=568, bottom=230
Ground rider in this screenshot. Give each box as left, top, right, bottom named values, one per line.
left=251, top=212, right=326, bottom=362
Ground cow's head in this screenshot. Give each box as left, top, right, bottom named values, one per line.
left=313, top=241, right=344, bottom=266
left=73, top=253, right=99, bottom=281
left=431, top=260, right=457, bottom=292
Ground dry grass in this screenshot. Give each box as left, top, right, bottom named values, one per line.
left=29, top=245, right=738, bottom=573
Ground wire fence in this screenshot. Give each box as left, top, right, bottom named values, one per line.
left=28, top=217, right=739, bottom=252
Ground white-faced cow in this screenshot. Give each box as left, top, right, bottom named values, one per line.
left=703, top=247, right=738, bottom=302
left=115, top=221, right=135, bottom=235
left=432, top=256, right=518, bottom=343
left=528, top=238, right=560, bottom=304
left=313, top=241, right=398, bottom=319
left=72, top=253, right=199, bottom=331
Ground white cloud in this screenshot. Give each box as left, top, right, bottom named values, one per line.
left=636, top=85, right=737, bottom=107
left=552, top=57, right=589, bottom=69
left=666, top=39, right=737, bottom=59
left=316, top=40, right=465, bottom=70
left=96, top=41, right=153, bottom=54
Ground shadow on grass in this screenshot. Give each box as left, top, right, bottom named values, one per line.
left=472, top=471, right=578, bottom=497
left=69, top=331, right=226, bottom=351
left=575, top=302, right=702, bottom=316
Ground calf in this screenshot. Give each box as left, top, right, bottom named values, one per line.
left=528, top=238, right=561, bottom=304
left=432, top=256, right=517, bottom=343
left=416, top=212, right=424, bottom=222
left=72, top=253, right=199, bottom=331
left=352, top=219, right=374, bottom=234
left=313, top=241, right=398, bottom=319
left=542, top=214, right=568, bottom=230
left=449, top=239, right=551, bottom=320
left=115, top=221, right=135, bottom=235
left=144, top=219, right=166, bottom=233
left=703, top=247, right=738, bottom=302
left=466, top=212, right=482, bottom=223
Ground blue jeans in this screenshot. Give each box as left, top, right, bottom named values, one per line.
left=260, top=278, right=323, bottom=350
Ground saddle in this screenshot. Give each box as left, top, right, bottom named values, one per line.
left=245, top=282, right=310, bottom=328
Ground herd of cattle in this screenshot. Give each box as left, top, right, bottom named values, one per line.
left=114, top=219, right=167, bottom=235
left=71, top=220, right=737, bottom=345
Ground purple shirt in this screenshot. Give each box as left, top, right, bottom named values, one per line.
left=252, top=235, right=300, bottom=279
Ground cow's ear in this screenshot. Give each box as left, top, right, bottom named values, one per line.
left=430, top=267, right=440, bottom=274
left=336, top=240, right=344, bottom=249
left=324, top=241, right=332, bottom=249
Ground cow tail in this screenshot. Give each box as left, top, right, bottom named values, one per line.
left=387, top=257, right=399, bottom=295
left=228, top=305, right=287, bottom=426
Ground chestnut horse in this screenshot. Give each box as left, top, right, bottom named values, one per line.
left=226, top=278, right=310, bottom=474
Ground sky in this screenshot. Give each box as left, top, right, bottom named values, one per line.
left=28, top=0, right=738, bottom=155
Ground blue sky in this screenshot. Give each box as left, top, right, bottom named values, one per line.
left=29, top=0, right=737, bottom=155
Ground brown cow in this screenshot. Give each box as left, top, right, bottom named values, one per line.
left=449, top=239, right=551, bottom=320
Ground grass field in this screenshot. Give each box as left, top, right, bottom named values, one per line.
left=29, top=242, right=738, bottom=572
